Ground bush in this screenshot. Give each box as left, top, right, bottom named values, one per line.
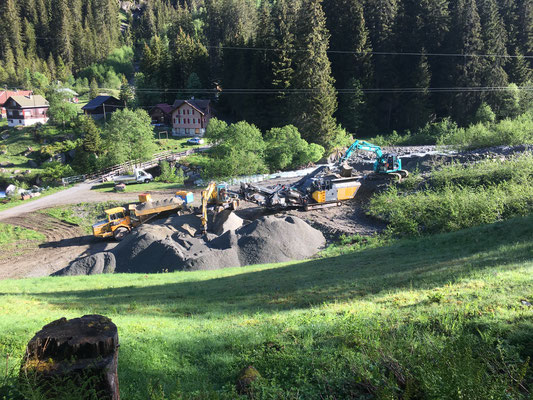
left=202, top=120, right=323, bottom=179
left=368, top=156, right=533, bottom=236
left=41, top=161, right=74, bottom=183
left=438, top=111, right=533, bottom=149
left=264, top=125, right=325, bottom=171
left=155, top=162, right=185, bottom=184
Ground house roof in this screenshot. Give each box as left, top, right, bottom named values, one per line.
left=151, top=103, right=173, bottom=115
left=7, top=95, right=49, bottom=108
left=171, top=99, right=211, bottom=115
left=56, top=88, right=78, bottom=96
left=82, top=96, right=120, bottom=111
left=0, top=90, right=33, bottom=106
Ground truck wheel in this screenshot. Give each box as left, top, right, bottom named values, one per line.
left=144, top=179, right=151, bottom=183
left=113, top=227, right=129, bottom=241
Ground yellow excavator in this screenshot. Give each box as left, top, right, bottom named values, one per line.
left=200, top=182, right=240, bottom=234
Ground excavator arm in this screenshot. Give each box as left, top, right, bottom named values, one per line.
left=339, top=140, right=383, bottom=164
left=201, top=181, right=217, bottom=234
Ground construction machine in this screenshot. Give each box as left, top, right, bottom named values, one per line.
left=241, top=166, right=362, bottom=211
left=92, top=192, right=193, bottom=240
left=339, top=140, right=408, bottom=180
left=200, top=181, right=240, bottom=233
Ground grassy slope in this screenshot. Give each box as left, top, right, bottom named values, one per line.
left=1, top=215, right=532, bottom=398
left=44, top=201, right=125, bottom=233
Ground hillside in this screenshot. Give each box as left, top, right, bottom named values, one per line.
left=1, top=214, right=532, bottom=399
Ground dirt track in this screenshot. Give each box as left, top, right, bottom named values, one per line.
left=0, top=212, right=117, bottom=279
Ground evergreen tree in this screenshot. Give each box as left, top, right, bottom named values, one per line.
left=170, top=29, right=209, bottom=92
left=478, top=0, right=509, bottom=115
left=508, top=49, right=532, bottom=84
left=0, top=0, right=23, bottom=65
left=89, top=78, right=99, bottom=99
left=292, top=0, right=338, bottom=150
left=81, top=116, right=103, bottom=154
left=451, top=0, right=486, bottom=123
left=324, top=0, right=373, bottom=132
left=119, top=76, right=134, bottom=107
left=406, top=52, right=433, bottom=129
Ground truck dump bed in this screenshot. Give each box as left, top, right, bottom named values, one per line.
left=131, top=197, right=185, bottom=216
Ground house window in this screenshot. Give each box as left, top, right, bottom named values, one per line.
left=188, top=118, right=190, bottom=124
left=192, top=110, right=195, bottom=115
left=187, top=109, right=190, bottom=115
left=193, top=118, right=195, bottom=124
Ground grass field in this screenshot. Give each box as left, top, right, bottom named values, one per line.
left=1, top=215, right=532, bottom=399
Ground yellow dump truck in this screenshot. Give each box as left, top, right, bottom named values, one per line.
left=92, top=192, right=193, bottom=240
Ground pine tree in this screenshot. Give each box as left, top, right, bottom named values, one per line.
left=54, top=0, right=74, bottom=64
left=4, top=47, right=17, bottom=82
left=170, top=29, right=209, bottom=91
left=324, top=0, right=373, bottom=132
left=364, top=0, right=399, bottom=130
left=119, top=76, right=134, bottom=107
left=516, top=0, right=533, bottom=63
left=478, top=0, right=509, bottom=115
left=508, top=49, right=532, bottom=84
left=292, top=0, right=338, bottom=150
left=81, top=116, right=103, bottom=154
left=451, top=0, right=485, bottom=123
left=0, top=0, right=23, bottom=59
left=406, top=52, right=433, bottom=129
left=89, top=78, right=99, bottom=99
left=47, top=53, right=56, bottom=81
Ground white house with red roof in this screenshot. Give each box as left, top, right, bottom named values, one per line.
left=171, top=99, right=213, bottom=136
left=4, top=94, right=49, bottom=127
left=0, top=90, right=33, bottom=119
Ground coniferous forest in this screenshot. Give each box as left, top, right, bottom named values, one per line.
left=0, top=0, right=532, bottom=150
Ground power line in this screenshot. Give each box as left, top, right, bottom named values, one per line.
left=5, top=34, right=532, bottom=59
left=207, top=45, right=533, bottom=59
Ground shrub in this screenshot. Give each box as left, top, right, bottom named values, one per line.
left=156, top=162, right=185, bottom=184
left=264, top=125, right=325, bottom=171
left=369, top=155, right=533, bottom=236
left=41, top=161, right=74, bottom=183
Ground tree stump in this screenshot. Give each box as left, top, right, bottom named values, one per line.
left=20, top=315, right=120, bottom=400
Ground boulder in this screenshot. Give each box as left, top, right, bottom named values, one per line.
left=54, top=252, right=116, bottom=276
left=5, top=184, right=17, bottom=196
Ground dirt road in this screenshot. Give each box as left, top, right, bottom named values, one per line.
left=0, top=183, right=143, bottom=221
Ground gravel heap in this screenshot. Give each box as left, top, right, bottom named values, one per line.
left=54, top=252, right=116, bottom=276
left=110, top=213, right=325, bottom=273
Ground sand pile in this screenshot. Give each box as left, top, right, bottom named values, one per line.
left=111, top=213, right=325, bottom=273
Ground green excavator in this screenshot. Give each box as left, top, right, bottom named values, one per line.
left=339, top=139, right=409, bottom=180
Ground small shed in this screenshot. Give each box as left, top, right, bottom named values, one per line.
left=82, top=96, right=122, bottom=120
left=149, top=103, right=173, bottom=125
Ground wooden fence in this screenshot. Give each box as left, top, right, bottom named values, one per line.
left=62, top=146, right=209, bottom=185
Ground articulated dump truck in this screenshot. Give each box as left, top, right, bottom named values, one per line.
left=92, top=192, right=193, bottom=241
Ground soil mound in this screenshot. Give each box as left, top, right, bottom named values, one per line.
left=111, top=214, right=325, bottom=273
left=54, top=252, right=116, bottom=276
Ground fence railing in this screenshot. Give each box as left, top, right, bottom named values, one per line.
left=65, top=146, right=210, bottom=184
left=61, top=174, right=86, bottom=186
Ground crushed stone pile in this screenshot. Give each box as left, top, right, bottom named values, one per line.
left=54, top=252, right=116, bottom=276
left=110, top=214, right=325, bottom=273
